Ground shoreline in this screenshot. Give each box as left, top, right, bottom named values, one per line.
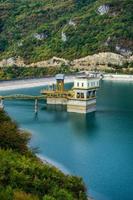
left=103, top=74, right=133, bottom=81
left=0, top=75, right=75, bottom=91
left=0, top=73, right=133, bottom=91
left=37, top=154, right=71, bottom=175
left=37, top=154, right=93, bottom=200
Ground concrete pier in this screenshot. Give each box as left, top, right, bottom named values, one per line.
left=47, top=97, right=67, bottom=105
left=67, top=99, right=96, bottom=114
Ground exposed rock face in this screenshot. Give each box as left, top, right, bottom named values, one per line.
left=17, top=42, right=23, bottom=47
left=68, top=19, right=76, bottom=27
left=61, top=19, right=76, bottom=42
left=0, top=57, right=25, bottom=67
left=97, top=4, right=110, bottom=15
left=71, top=53, right=127, bottom=69
left=61, top=31, right=67, bottom=42
left=0, top=56, right=69, bottom=68
left=0, top=52, right=133, bottom=69
left=33, top=33, right=48, bottom=40
left=104, top=36, right=111, bottom=47
left=129, top=55, right=133, bottom=63
left=115, top=45, right=132, bottom=57
left=30, top=57, right=69, bottom=67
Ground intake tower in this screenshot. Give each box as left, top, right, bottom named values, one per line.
left=67, top=76, right=99, bottom=113
left=41, top=74, right=100, bottom=114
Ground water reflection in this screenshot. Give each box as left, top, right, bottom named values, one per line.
left=68, top=112, right=98, bottom=139
left=44, top=105, right=68, bottom=123
left=34, top=112, right=39, bottom=120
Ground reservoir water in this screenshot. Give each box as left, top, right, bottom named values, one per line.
left=1, top=80, right=133, bottom=200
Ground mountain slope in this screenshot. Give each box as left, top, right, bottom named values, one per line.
left=0, top=0, right=133, bottom=63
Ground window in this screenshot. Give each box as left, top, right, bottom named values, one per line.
left=87, top=91, right=90, bottom=98
left=82, top=83, right=84, bottom=87
left=91, top=82, right=95, bottom=87
left=92, top=90, right=95, bottom=97
left=77, top=82, right=79, bottom=87
left=81, top=93, right=84, bottom=98
left=77, top=92, right=80, bottom=98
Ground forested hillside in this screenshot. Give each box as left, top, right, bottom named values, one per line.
left=0, top=0, right=133, bottom=63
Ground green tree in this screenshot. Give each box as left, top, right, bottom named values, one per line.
left=0, top=110, right=31, bottom=154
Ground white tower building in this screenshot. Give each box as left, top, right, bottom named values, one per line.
left=67, top=76, right=100, bottom=114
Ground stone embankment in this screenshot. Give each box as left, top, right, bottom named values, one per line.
left=0, top=52, right=133, bottom=70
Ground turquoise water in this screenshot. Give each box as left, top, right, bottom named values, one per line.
left=1, top=81, right=133, bottom=200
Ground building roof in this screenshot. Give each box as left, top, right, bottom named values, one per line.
left=55, top=74, right=65, bottom=80
left=75, top=75, right=99, bottom=80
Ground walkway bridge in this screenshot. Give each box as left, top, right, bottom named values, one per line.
left=0, top=94, right=46, bottom=113
left=0, top=94, right=45, bottom=100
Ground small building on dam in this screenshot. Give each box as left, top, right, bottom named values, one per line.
left=41, top=74, right=100, bottom=114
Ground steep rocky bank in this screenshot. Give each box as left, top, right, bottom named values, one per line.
left=0, top=52, right=133, bottom=71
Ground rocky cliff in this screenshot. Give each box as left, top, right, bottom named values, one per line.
left=0, top=52, right=133, bottom=70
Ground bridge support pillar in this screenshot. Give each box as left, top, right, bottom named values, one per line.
left=34, top=99, right=38, bottom=113
left=0, top=99, right=4, bottom=109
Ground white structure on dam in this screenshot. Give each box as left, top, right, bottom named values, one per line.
left=41, top=74, right=100, bottom=114
left=67, top=76, right=100, bottom=113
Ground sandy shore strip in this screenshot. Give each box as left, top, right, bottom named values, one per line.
left=1, top=74, right=133, bottom=91
left=0, top=75, right=75, bottom=91
left=103, top=74, right=133, bottom=81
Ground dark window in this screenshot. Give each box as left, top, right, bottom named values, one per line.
left=92, top=90, right=95, bottom=97
left=77, top=92, right=80, bottom=98
left=81, top=93, right=84, bottom=98
left=87, top=91, right=90, bottom=98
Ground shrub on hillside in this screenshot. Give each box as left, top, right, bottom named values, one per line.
left=0, top=149, right=87, bottom=200
left=0, top=110, right=31, bottom=154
